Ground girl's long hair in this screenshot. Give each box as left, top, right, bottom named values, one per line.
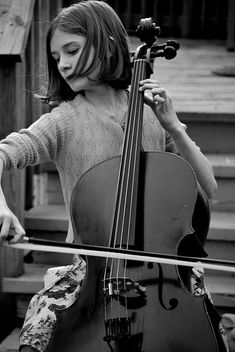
left=45, top=0, right=132, bottom=103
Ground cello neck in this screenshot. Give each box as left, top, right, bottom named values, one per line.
left=109, top=58, right=149, bottom=249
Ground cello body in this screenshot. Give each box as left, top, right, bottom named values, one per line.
left=46, top=152, right=225, bottom=352
left=45, top=16, right=226, bottom=352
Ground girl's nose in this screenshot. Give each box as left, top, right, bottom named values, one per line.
left=58, top=58, right=72, bottom=73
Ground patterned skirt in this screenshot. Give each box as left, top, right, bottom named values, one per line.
left=19, top=256, right=229, bottom=352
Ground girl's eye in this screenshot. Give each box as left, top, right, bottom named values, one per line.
left=67, top=49, right=79, bottom=55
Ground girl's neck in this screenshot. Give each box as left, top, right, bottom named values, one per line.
left=84, top=83, right=115, bottom=106
left=82, top=83, right=127, bottom=124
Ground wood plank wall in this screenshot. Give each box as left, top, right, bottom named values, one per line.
left=0, top=0, right=34, bottom=337
left=25, top=0, right=63, bottom=209
left=0, top=1, right=63, bottom=338
left=108, top=0, right=229, bottom=40
left=0, top=0, right=34, bottom=287
left=226, top=0, right=235, bottom=50
left=0, top=0, right=64, bottom=281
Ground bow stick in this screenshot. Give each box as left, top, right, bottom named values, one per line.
left=4, top=235, right=235, bottom=273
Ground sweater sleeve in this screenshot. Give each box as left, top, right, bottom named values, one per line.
left=164, top=123, right=188, bottom=154
left=0, top=107, right=64, bottom=171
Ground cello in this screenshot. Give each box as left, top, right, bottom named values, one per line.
left=40, top=18, right=227, bottom=352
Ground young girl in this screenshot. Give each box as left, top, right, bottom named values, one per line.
left=0, top=1, right=227, bottom=352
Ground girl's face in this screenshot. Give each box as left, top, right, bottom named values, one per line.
left=50, top=28, right=100, bottom=92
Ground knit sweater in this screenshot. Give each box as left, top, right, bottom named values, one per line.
left=0, top=90, right=167, bottom=242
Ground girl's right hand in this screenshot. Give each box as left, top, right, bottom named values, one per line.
left=0, top=202, right=25, bottom=245
left=139, top=79, right=182, bottom=134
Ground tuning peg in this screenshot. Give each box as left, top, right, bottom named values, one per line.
left=166, top=40, right=180, bottom=51
left=164, top=46, right=177, bottom=60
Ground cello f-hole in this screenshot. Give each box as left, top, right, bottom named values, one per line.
left=157, top=263, right=178, bottom=310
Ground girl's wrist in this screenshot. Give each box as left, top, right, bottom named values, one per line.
left=0, top=193, right=7, bottom=204
left=167, top=122, right=187, bottom=138
left=0, top=185, right=7, bottom=205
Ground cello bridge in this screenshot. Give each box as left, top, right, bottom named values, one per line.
left=103, top=277, right=147, bottom=309
left=103, top=277, right=146, bottom=297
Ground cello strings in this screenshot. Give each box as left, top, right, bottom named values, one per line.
left=115, top=59, right=141, bottom=318
left=102, top=57, right=146, bottom=324
left=107, top=58, right=143, bottom=320
left=102, top=59, right=141, bottom=321
left=126, top=59, right=145, bottom=254
left=122, top=59, right=144, bottom=278
left=122, top=58, right=147, bottom=333
left=102, top=90, right=135, bottom=286
left=118, top=59, right=145, bottom=319
left=127, top=61, right=146, bottom=332
left=102, top=129, right=129, bottom=322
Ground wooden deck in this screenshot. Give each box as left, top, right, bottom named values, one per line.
left=130, top=38, right=235, bottom=116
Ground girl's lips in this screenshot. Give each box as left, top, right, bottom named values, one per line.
left=64, top=74, right=74, bottom=81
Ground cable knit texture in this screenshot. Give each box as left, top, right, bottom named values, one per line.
left=0, top=91, right=166, bottom=242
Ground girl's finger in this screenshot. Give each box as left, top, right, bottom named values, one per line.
left=139, top=79, right=160, bottom=85
left=0, top=219, right=11, bottom=242
left=153, top=95, right=165, bottom=103
left=9, top=218, right=25, bottom=243
left=139, top=83, right=161, bottom=91
left=151, top=87, right=166, bottom=95
left=143, top=93, right=154, bottom=106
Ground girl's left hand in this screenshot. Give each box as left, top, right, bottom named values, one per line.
left=139, top=79, right=182, bottom=134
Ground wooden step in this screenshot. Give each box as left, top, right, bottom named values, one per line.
left=205, top=274, right=235, bottom=308
left=0, top=328, right=20, bottom=352
left=212, top=177, right=235, bottom=212
left=209, top=211, right=235, bottom=241
left=207, top=154, right=235, bottom=178
left=205, top=212, right=235, bottom=267
left=180, top=116, right=235, bottom=153
left=207, top=154, right=235, bottom=212
left=24, top=204, right=68, bottom=232
left=2, top=263, right=50, bottom=294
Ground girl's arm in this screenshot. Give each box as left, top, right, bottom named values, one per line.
left=0, top=107, right=66, bottom=244
left=166, top=125, right=217, bottom=199
left=0, top=159, right=25, bottom=244
left=139, top=79, right=218, bottom=199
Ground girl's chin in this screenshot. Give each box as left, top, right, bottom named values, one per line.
left=68, top=82, right=95, bottom=92
left=66, top=75, right=100, bottom=92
